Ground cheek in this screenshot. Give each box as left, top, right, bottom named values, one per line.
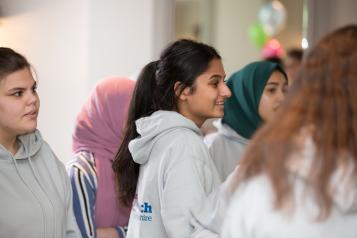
left=36, top=96, right=40, bottom=108
left=258, top=95, right=273, bottom=120
left=0, top=102, right=17, bottom=116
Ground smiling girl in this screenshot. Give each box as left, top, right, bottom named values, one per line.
left=112, top=39, right=231, bottom=238
left=0, top=47, right=80, bottom=238
left=205, top=61, right=288, bottom=180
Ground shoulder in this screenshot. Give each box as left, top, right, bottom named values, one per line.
left=158, top=128, right=220, bottom=184
left=37, top=139, right=64, bottom=170
left=229, top=175, right=274, bottom=213
left=204, top=131, right=224, bottom=147
left=67, top=151, right=96, bottom=171
left=156, top=127, right=207, bottom=157
left=67, top=151, right=97, bottom=184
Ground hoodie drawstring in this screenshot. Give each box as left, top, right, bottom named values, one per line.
left=11, top=153, right=47, bottom=238
left=28, top=156, right=58, bottom=238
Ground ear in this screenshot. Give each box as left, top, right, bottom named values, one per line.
left=174, top=81, right=191, bottom=101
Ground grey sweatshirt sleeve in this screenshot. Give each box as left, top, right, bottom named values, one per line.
left=190, top=172, right=236, bottom=238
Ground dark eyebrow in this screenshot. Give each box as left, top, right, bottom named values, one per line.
left=8, top=87, right=25, bottom=92
left=209, top=74, right=226, bottom=80
left=266, top=82, right=279, bottom=86
left=7, top=81, right=37, bottom=92
left=266, top=81, right=288, bottom=86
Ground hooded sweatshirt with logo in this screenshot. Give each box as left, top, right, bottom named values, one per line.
left=0, top=130, right=80, bottom=238
left=126, top=110, right=221, bottom=238
left=221, top=138, right=357, bottom=238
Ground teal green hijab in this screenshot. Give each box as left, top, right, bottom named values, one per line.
left=222, top=61, right=287, bottom=139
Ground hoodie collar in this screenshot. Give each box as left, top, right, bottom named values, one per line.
left=214, top=119, right=249, bottom=145
left=0, top=130, right=43, bottom=160
left=129, top=110, right=202, bottom=164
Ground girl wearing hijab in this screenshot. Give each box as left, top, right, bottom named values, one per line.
left=190, top=61, right=288, bottom=236
left=0, top=47, right=80, bottom=238
left=205, top=61, right=288, bottom=181
left=67, top=77, right=135, bottom=238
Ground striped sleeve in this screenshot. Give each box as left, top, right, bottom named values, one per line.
left=67, top=152, right=98, bottom=238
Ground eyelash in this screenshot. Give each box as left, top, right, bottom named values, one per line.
left=13, top=91, right=22, bottom=97
left=12, top=85, right=37, bottom=97
left=267, top=88, right=276, bottom=93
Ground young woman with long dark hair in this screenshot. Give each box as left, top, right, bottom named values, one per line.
left=112, top=39, right=231, bottom=238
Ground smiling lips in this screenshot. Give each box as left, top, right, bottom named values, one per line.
left=216, top=101, right=225, bottom=110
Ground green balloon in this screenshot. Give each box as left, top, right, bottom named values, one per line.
left=248, top=23, right=268, bottom=48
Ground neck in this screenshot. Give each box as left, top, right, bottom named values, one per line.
left=0, top=135, right=19, bottom=156
left=179, top=111, right=204, bottom=128
left=177, top=104, right=205, bottom=128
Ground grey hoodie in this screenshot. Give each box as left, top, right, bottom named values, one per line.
left=126, top=111, right=221, bottom=238
left=0, top=130, right=80, bottom=238
left=204, top=119, right=249, bottom=181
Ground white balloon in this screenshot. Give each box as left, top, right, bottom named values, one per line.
left=259, top=0, right=287, bottom=36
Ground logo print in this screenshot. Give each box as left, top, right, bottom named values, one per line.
left=141, top=202, right=152, bottom=213
left=139, top=202, right=153, bottom=221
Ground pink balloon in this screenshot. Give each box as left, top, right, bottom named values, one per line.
left=261, top=38, right=284, bottom=59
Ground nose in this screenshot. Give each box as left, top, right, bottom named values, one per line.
left=276, top=89, right=286, bottom=103
left=219, top=82, right=232, bottom=98
left=27, top=91, right=38, bottom=105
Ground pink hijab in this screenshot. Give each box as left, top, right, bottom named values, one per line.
left=72, top=77, right=135, bottom=227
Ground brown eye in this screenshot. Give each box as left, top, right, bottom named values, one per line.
left=267, top=87, right=276, bottom=93
left=13, top=91, right=22, bottom=97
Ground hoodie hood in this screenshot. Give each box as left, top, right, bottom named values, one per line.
left=287, top=137, right=357, bottom=213
left=0, top=130, right=42, bottom=160
left=129, top=110, right=202, bottom=165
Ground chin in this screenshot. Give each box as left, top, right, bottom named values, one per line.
left=211, top=111, right=224, bottom=119
left=22, top=124, right=37, bottom=134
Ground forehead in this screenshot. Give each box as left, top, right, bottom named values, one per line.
left=0, top=68, right=35, bottom=89
left=199, top=58, right=225, bottom=77
left=267, top=71, right=287, bottom=83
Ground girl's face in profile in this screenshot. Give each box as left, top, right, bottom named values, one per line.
left=0, top=68, right=39, bottom=140
left=178, top=58, right=231, bottom=127
left=258, top=71, right=288, bottom=121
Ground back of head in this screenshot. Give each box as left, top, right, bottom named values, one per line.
left=284, top=48, right=304, bottom=82
left=113, top=39, right=221, bottom=206
left=290, top=24, right=357, bottom=139
left=0, top=47, right=30, bottom=80
left=286, top=48, right=303, bottom=62
left=238, top=24, right=357, bottom=219
left=72, top=77, right=135, bottom=157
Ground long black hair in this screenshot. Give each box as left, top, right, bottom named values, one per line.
left=112, top=39, right=221, bottom=206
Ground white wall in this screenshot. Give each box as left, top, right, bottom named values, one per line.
left=214, top=0, right=262, bottom=76
left=307, top=0, right=357, bottom=47
left=0, top=0, right=175, bottom=163
left=0, top=0, right=90, bottom=163
left=212, top=0, right=304, bottom=77
left=89, top=0, right=175, bottom=88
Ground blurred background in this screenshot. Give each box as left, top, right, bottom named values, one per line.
left=0, top=0, right=356, bottom=162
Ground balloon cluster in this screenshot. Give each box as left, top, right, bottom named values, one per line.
left=248, top=0, right=286, bottom=58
